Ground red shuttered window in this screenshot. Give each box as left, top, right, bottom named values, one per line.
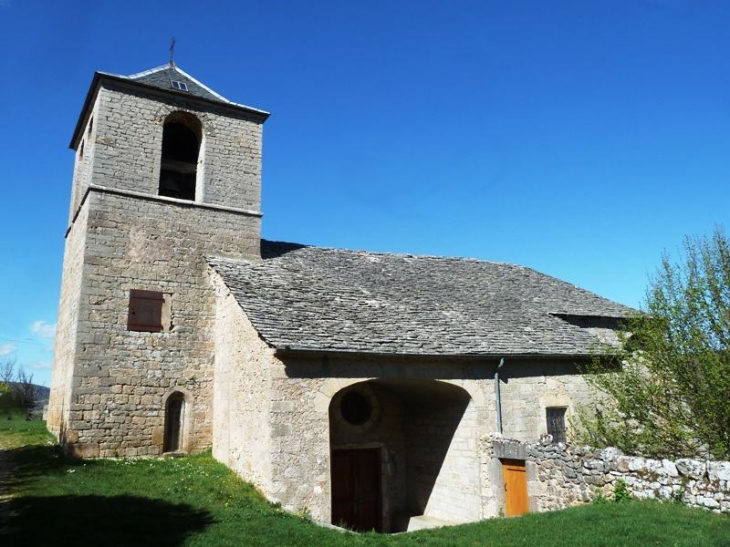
left=128, top=290, right=164, bottom=332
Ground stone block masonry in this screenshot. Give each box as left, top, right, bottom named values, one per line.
left=209, top=323, right=601, bottom=529
left=47, top=202, right=90, bottom=438
left=50, top=64, right=639, bottom=532
left=486, top=435, right=730, bottom=514
left=50, top=72, right=266, bottom=458
left=50, top=187, right=261, bottom=457
left=69, top=79, right=264, bottom=224
left=211, top=271, right=276, bottom=497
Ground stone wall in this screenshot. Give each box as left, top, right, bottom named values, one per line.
left=69, top=80, right=264, bottom=218
left=329, top=381, right=408, bottom=531
left=53, top=188, right=260, bottom=458
left=407, top=390, right=481, bottom=524
left=487, top=436, right=730, bottom=514
left=251, top=355, right=595, bottom=527
left=51, top=74, right=266, bottom=457
left=47, top=203, right=90, bottom=437
left=211, top=272, right=276, bottom=496
left=496, top=360, right=595, bottom=442
left=69, top=101, right=98, bottom=224
left=268, top=355, right=494, bottom=527
left=205, top=330, right=604, bottom=528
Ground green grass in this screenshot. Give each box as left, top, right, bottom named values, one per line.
left=0, top=408, right=54, bottom=449
left=1, top=422, right=729, bottom=546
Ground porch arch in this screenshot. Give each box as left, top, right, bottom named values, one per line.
left=329, top=379, right=480, bottom=532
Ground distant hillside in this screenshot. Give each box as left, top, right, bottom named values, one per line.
left=0, top=383, right=50, bottom=406
left=31, top=384, right=51, bottom=402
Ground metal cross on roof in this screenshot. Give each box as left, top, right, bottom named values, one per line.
left=169, top=37, right=176, bottom=66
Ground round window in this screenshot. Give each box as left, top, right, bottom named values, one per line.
left=340, top=391, right=372, bottom=426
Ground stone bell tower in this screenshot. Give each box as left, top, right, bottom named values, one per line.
left=48, top=63, right=269, bottom=457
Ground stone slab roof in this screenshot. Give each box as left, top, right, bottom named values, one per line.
left=208, top=241, right=634, bottom=357
left=70, top=64, right=269, bottom=149
left=126, top=64, right=233, bottom=104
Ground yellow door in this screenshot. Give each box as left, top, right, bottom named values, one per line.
left=502, top=459, right=529, bottom=517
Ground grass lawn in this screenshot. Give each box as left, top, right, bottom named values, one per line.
left=1, top=418, right=729, bottom=546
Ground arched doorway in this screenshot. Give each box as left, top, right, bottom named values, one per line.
left=329, top=379, right=478, bottom=533
left=164, top=392, right=185, bottom=453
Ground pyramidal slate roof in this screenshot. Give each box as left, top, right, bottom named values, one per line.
left=208, top=241, right=634, bottom=358
left=125, top=64, right=236, bottom=105
left=71, top=64, right=269, bottom=149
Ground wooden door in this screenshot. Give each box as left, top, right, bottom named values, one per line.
left=331, top=448, right=382, bottom=532
left=502, top=459, right=529, bottom=517
left=164, top=395, right=184, bottom=453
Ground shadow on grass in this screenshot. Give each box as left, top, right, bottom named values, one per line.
left=0, top=444, right=68, bottom=492
left=0, top=494, right=215, bottom=546
left=0, top=444, right=215, bottom=546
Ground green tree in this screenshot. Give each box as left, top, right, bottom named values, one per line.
left=0, top=358, right=35, bottom=410
left=0, top=359, right=16, bottom=412
left=578, top=227, right=730, bottom=460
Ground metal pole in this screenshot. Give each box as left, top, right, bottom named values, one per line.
left=495, top=358, right=505, bottom=434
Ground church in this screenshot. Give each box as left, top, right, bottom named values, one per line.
left=48, top=63, right=631, bottom=532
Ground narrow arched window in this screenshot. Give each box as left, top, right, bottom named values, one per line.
left=164, top=392, right=185, bottom=453
left=158, top=113, right=201, bottom=200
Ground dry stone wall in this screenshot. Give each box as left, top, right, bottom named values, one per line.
left=487, top=436, right=730, bottom=514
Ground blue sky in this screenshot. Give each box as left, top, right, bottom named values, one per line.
left=1, top=1, right=729, bottom=386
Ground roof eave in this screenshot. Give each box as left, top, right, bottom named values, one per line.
left=69, top=72, right=271, bottom=150
left=272, top=346, right=598, bottom=362
left=69, top=71, right=103, bottom=150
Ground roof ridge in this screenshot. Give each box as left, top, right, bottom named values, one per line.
left=125, top=64, right=232, bottom=103
left=259, top=239, right=513, bottom=265
left=170, top=65, right=232, bottom=104
left=100, top=64, right=270, bottom=116
left=209, top=239, right=632, bottom=357
left=218, top=241, right=632, bottom=313
left=514, top=263, right=635, bottom=311
left=125, top=64, right=171, bottom=79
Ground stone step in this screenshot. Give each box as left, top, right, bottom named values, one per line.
left=406, top=515, right=453, bottom=531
